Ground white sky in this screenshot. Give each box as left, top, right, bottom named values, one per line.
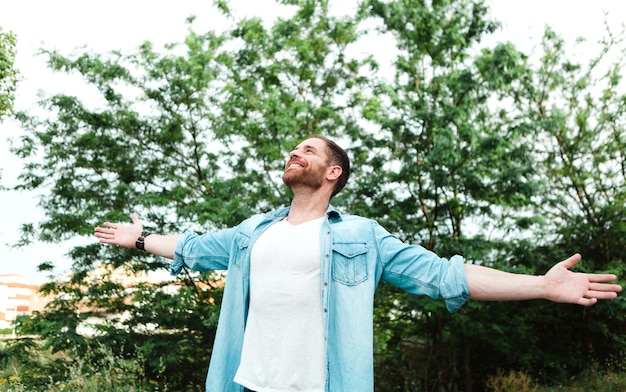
left=0, top=0, right=624, bottom=283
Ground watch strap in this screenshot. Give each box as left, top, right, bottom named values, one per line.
left=135, top=231, right=152, bottom=251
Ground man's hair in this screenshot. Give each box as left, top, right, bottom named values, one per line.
left=308, top=134, right=350, bottom=198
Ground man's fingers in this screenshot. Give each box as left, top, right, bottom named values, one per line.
left=587, top=290, right=619, bottom=300
left=588, top=274, right=619, bottom=283
left=589, top=282, right=622, bottom=292
left=559, top=253, right=582, bottom=270
left=578, top=297, right=598, bottom=307
left=98, top=221, right=118, bottom=230
left=94, top=226, right=115, bottom=234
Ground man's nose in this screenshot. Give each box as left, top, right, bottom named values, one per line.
left=289, top=150, right=300, bottom=159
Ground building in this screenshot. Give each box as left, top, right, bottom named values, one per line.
left=0, top=274, right=49, bottom=332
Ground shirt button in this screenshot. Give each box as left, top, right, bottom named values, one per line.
left=325, top=254, right=329, bottom=258
left=324, top=282, right=328, bottom=286
left=324, top=308, right=328, bottom=313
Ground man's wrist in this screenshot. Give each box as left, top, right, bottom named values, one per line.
left=135, top=231, right=152, bottom=251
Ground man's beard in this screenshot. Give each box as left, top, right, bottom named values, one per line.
left=282, top=165, right=325, bottom=192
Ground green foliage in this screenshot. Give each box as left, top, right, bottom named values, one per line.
left=510, top=26, right=626, bottom=265
left=1, top=339, right=623, bottom=392
left=19, top=266, right=222, bottom=390
left=0, top=26, right=18, bottom=122
left=4, top=0, right=626, bottom=390
left=0, top=339, right=156, bottom=391
left=487, top=23, right=626, bottom=386
left=537, top=366, right=626, bottom=392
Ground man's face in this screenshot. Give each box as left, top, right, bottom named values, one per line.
left=282, top=138, right=330, bottom=192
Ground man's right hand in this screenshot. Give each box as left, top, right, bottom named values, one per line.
left=94, top=212, right=144, bottom=249
left=94, top=213, right=179, bottom=259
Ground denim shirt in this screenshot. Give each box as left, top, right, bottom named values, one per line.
left=170, top=206, right=469, bottom=391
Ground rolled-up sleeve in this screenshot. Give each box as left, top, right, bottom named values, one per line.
left=438, top=255, right=469, bottom=312
left=377, top=223, right=469, bottom=313
left=170, top=232, right=198, bottom=276
left=170, top=229, right=235, bottom=276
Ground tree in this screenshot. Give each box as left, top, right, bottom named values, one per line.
left=489, top=25, right=626, bottom=382
left=6, top=0, right=625, bottom=391
left=352, top=2, right=625, bottom=390
left=10, top=1, right=375, bottom=390
left=355, top=1, right=546, bottom=390
left=0, top=26, right=17, bottom=122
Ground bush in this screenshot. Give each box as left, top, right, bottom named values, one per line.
left=486, top=370, right=538, bottom=392
left=537, top=366, right=626, bottom=392
left=0, top=339, right=155, bottom=392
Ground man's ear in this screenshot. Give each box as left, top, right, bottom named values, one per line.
left=326, top=165, right=342, bottom=181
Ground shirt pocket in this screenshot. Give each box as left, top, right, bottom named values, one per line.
left=332, top=242, right=368, bottom=286
left=232, top=233, right=250, bottom=269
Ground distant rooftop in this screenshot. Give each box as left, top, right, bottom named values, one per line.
left=0, top=273, right=35, bottom=285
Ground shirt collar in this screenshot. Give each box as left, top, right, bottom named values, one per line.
left=264, top=205, right=342, bottom=220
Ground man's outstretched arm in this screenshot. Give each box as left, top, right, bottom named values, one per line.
left=465, top=253, right=622, bottom=306
left=94, top=213, right=180, bottom=260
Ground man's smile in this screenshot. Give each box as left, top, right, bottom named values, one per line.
left=286, top=161, right=305, bottom=170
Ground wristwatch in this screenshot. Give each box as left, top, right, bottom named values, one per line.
left=135, top=231, right=152, bottom=251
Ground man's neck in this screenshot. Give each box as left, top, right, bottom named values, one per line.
left=287, top=194, right=330, bottom=226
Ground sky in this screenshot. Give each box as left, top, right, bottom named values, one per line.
left=0, top=0, right=624, bottom=283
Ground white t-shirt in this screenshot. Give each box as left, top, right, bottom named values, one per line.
left=234, top=217, right=326, bottom=392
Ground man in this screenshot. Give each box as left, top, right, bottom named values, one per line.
left=94, top=134, right=622, bottom=392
